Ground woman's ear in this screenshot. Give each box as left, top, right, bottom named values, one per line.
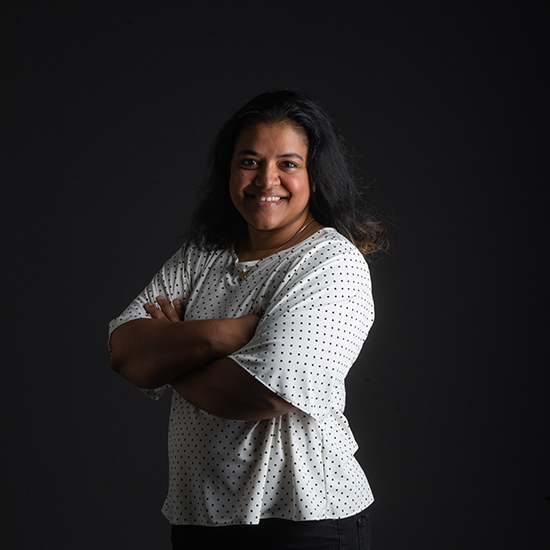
left=311, top=181, right=316, bottom=193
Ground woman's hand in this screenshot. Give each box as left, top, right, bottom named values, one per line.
left=144, top=296, right=184, bottom=322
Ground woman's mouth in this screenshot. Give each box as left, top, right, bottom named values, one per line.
left=255, top=195, right=282, bottom=202
left=245, top=193, right=287, bottom=204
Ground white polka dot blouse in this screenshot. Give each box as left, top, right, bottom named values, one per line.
left=108, top=228, right=375, bottom=525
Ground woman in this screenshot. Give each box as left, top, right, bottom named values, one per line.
left=109, top=90, right=387, bottom=549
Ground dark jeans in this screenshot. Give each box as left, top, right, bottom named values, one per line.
left=171, top=509, right=371, bottom=550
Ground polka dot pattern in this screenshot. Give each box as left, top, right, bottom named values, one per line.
left=109, top=228, right=375, bottom=525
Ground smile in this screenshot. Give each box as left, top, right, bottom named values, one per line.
left=255, top=196, right=282, bottom=202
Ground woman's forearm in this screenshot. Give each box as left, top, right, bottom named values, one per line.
left=109, top=311, right=260, bottom=389
left=109, top=318, right=221, bottom=388
left=171, top=358, right=297, bottom=421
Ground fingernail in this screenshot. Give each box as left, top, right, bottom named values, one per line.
left=157, top=296, right=165, bottom=302
left=174, top=298, right=180, bottom=305
left=145, top=302, right=153, bottom=307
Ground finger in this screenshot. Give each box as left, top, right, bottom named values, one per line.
left=155, top=296, right=181, bottom=322
left=144, top=301, right=168, bottom=320
left=173, top=298, right=184, bottom=320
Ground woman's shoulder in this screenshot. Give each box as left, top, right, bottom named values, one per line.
left=158, top=239, right=233, bottom=280
left=293, top=227, right=366, bottom=261
left=265, top=228, right=371, bottom=306
left=285, top=227, right=370, bottom=281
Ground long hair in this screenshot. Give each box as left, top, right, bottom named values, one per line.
left=191, top=89, right=388, bottom=257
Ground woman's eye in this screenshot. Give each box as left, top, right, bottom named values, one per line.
left=281, top=161, right=298, bottom=168
left=241, top=158, right=258, bottom=167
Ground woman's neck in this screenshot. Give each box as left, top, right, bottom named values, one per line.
left=237, top=218, right=323, bottom=262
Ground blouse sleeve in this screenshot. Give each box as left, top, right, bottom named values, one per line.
left=228, top=241, right=374, bottom=422
left=107, top=244, right=191, bottom=400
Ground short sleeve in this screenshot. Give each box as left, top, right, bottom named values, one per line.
left=229, top=241, right=374, bottom=421
left=108, top=245, right=191, bottom=347
left=107, top=244, right=192, bottom=400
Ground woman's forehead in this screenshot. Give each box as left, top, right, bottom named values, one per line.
left=234, top=120, right=309, bottom=152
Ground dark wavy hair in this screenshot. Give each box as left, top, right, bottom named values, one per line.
left=191, top=89, right=388, bottom=257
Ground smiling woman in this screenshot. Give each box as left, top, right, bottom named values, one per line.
left=229, top=122, right=321, bottom=261
left=109, top=90, right=387, bottom=550
left=192, top=90, right=387, bottom=257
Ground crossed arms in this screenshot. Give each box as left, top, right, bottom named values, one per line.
left=109, top=296, right=296, bottom=421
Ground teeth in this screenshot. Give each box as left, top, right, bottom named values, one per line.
left=256, top=196, right=281, bottom=202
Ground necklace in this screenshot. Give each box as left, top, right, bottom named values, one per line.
left=235, top=217, right=316, bottom=281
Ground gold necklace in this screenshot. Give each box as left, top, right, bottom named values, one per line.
left=235, top=217, right=316, bottom=281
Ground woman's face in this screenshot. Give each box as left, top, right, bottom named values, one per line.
left=229, top=122, right=312, bottom=238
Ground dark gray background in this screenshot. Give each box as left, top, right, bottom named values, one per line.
left=1, top=1, right=547, bottom=548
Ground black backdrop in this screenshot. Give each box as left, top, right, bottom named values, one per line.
left=1, top=1, right=547, bottom=548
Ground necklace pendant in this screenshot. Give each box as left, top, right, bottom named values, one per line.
left=241, top=271, right=248, bottom=280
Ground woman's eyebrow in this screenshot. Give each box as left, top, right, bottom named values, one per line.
left=278, top=153, right=304, bottom=161
left=236, top=148, right=260, bottom=156
left=236, top=149, right=304, bottom=161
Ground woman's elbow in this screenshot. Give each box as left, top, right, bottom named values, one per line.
left=110, top=351, right=122, bottom=373
left=109, top=351, right=133, bottom=380
left=110, top=354, right=155, bottom=388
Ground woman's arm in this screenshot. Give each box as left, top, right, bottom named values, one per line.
left=114, top=297, right=296, bottom=420
left=171, top=359, right=297, bottom=421
left=110, top=296, right=259, bottom=389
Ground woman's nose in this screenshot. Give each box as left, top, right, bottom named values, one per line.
left=256, top=163, right=279, bottom=188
